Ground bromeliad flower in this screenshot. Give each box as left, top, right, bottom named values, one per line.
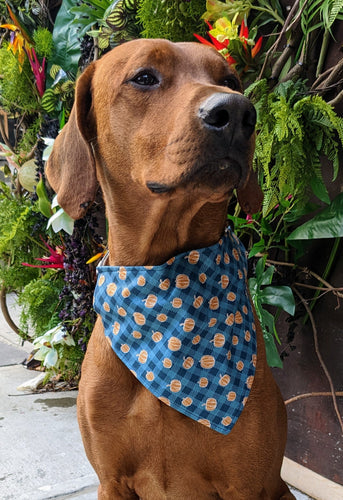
left=22, top=238, right=65, bottom=269
left=27, top=47, right=46, bottom=97
left=194, top=17, right=263, bottom=73
left=194, top=20, right=236, bottom=65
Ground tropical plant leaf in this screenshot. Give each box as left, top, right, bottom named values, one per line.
left=325, top=0, right=343, bottom=28
left=288, top=192, right=343, bottom=240
left=70, top=0, right=113, bottom=38
left=50, top=0, right=83, bottom=75
left=309, top=175, right=330, bottom=205
left=259, top=286, right=295, bottom=315
left=263, top=329, right=283, bottom=368
left=41, top=88, right=59, bottom=114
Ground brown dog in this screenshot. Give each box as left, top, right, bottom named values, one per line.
left=46, top=39, right=294, bottom=500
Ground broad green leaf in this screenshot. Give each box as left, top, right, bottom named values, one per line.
left=263, top=331, right=283, bottom=368
left=254, top=257, right=267, bottom=283
left=259, top=265, right=275, bottom=286
left=248, top=238, right=265, bottom=258
left=51, top=0, right=83, bottom=75
left=248, top=277, right=258, bottom=298
left=260, top=308, right=276, bottom=337
left=260, top=286, right=295, bottom=315
left=36, top=176, right=52, bottom=218
left=70, top=0, right=113, bottom=37
left=288, top=192, right=343, bottom=240
left=310, top=175, right=330, bottom=205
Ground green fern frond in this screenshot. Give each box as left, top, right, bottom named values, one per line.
left=262, top=184, right=279, bottom=216
left=244, top=79, right=268, bottom=102
left=251, top=79, right=342, bottom=214
left=326, top=0, right=343, bottom=28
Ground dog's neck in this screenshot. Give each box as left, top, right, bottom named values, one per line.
left=104, top=191, right=229, bottom=267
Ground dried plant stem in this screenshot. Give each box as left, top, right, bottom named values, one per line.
left=329, top=88, right=343, bottom=107
left=312, top=57, right=343, bottom=92
left=266, top=259, right=343, bottom=300
left=0, top=112, right=14, bottom=152
left=292, top=287, right=343, bottom=433
left=270, top=28, right=303, bottom=81
left=285, top=392, right=343, bottom=405
left=93, top=37, right=99, bottom=61
left=258, top=0, right=302, bottom=80
left=311, top=66, right=332, bottom=89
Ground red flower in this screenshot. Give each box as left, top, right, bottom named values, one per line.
left=26, top=47, right=46, bottom=97
left=22, top=239, right=65, bottom=269
left=193, top=25, right=236, bottom=66
left=251, top=36, right=263, bottom=58
left=239, top=20, right=249, bottom=44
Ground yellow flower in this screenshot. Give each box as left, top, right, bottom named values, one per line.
left=0, top=23, right=31, bottom=68
left=209, top=16, right=239, bottom=44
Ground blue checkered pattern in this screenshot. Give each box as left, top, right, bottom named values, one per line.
left=94, top=228, right=257, bottom=435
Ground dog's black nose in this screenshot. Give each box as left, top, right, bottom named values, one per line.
left=198, top=92, right=256, bottom=140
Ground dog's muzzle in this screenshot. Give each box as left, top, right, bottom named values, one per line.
left=198, top=92, right=256, bottom=142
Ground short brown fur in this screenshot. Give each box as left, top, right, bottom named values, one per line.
left=46, top=39, right=294, bottom=500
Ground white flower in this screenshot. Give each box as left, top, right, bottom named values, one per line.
left=47, top=195, right=74, bottom=235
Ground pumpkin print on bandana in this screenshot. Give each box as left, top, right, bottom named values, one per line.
left=93, top=228, right=256, bottom=435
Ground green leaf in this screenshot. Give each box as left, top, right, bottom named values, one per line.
left=70, top=0, right=113, bottom=37
left=248, top=277, right=258, bottom=298
left=248, top=239, right=266, bottom=258
left=260, top=265, right=274, bottom=286
left=288, top=192, right=343, bottom=240
left=310, top=175, right=330, bottom=204
left=41, top=88, right=59, bottom=114
left=51, top=0, right=83, bottom=75
left=254, top=256, right=267, bottom=282
left=260, top=286, right=295, bottom=315
left=36, top=176, right=52, bottom=218
left=263, top=331, right=283, bottom=368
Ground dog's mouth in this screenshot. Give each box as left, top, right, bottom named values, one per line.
left=146, top=156, right=246, bottom=195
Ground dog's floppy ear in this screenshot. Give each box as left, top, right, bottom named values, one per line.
left=236, top=169, right=263, bottom=215
left=45, top=63, right=97, bottom=220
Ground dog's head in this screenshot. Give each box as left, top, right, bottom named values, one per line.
left=46, top=39, right=262, bottom=220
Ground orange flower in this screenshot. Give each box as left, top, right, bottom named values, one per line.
left=0, top=5, right=33, bottom=67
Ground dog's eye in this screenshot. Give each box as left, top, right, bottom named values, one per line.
left=221, top=77, right=240, bottom=91
left=131, top=71, right=159, bottom=87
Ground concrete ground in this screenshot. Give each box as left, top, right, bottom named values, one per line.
left=0, top=296, right=311, bottom=499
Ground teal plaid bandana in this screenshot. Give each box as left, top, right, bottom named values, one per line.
left=94, top=228, right=257, bottom=435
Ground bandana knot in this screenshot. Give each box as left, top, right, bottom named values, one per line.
left=94, top=228, right=256, bottom=434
